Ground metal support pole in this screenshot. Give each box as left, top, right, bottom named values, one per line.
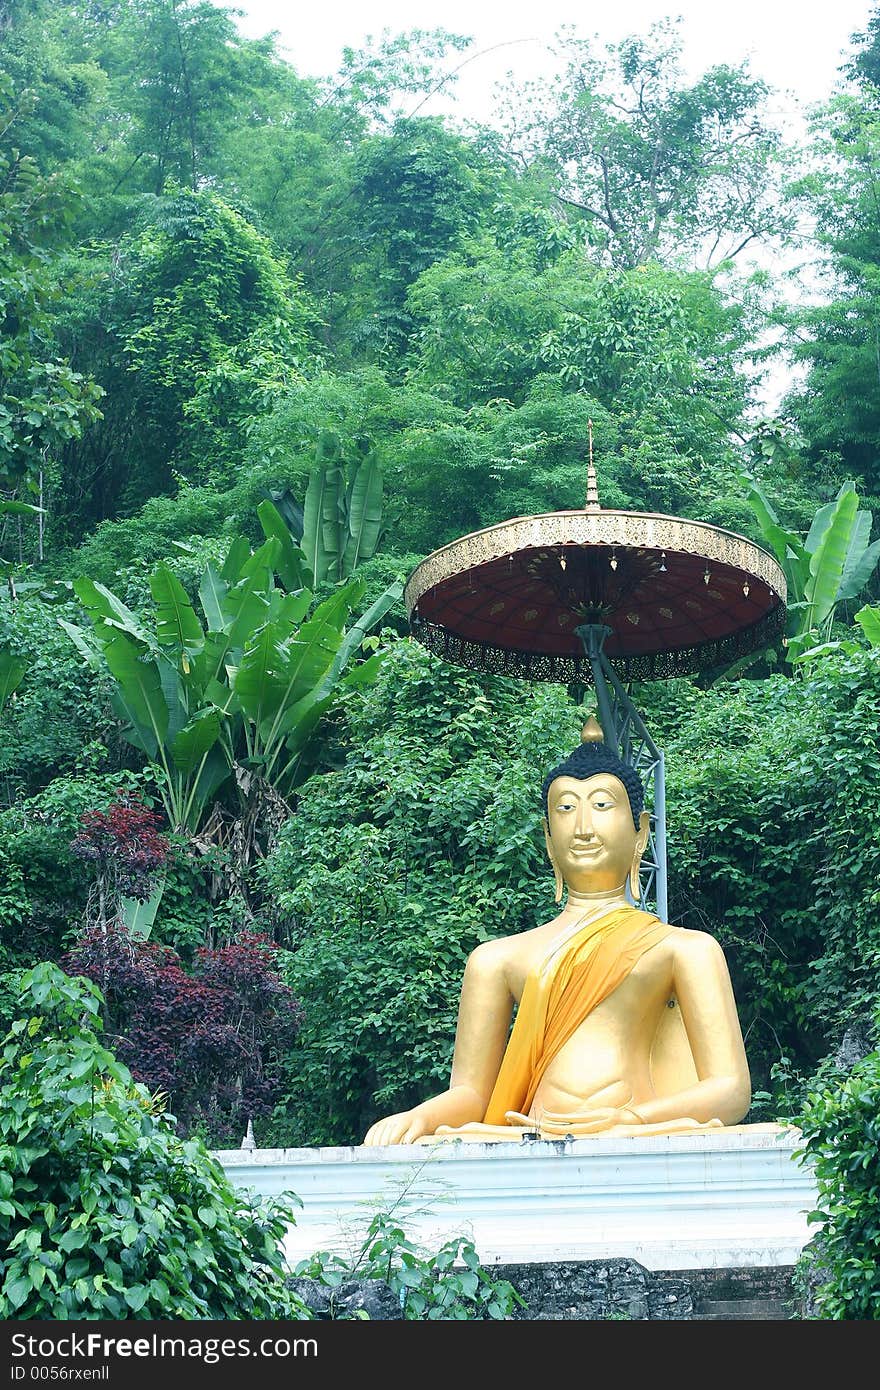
left=574, top=623, right=668, bottom=920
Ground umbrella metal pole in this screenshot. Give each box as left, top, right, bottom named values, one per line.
left=574, top=624, right=668, bottom=922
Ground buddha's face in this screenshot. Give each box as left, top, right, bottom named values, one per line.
left=545, top=772, right=643, bottom=895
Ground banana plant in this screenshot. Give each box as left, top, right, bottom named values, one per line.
left=743, top=476, right=880, bottom=664
left=60, top=510, right=403, bottom=835
left=0, top=646, right=25, bottom=717
left=300, top=432, right=384, bottom=585
left=855, top=603, right=880, bottom=647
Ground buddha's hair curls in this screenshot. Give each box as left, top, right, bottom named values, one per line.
left=541, top=740, right=645, bottom=831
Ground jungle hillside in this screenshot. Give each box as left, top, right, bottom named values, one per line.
left=2, top=0, right=880, bottom=1178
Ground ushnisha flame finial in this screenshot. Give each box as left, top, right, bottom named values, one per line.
left=586, top=419, right=600, bottom=512
left=581, top=714, right=604, bottom=743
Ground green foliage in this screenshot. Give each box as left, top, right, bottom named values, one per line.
left=0, top=962, right=308, bottom=1319
left=297, top=1209, right=524, bottom=1319
left=63, top=526, right=403, bottom=833
left=261, top=639, right=578, bottom=1146
left=782, top=69, right=880, bottom=497
left=795, top=1043, right=880, bottom=1318
left=0, top=769, right=156, bottom=964
left=299, top=431, right=385, bottom=584
left=0, top=76, right=102, bottom=520
left=663, top=646, right=880, bottom=1091
left=53, top=189, right=317, bottom=538
left=0, top=592, right=118, bottom=799
left=743, top=474, right=880, bottom=663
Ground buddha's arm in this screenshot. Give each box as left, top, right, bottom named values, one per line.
left=362, top=941, right=515, bottom=1146
left=630, top=930, right=751, bottom=1127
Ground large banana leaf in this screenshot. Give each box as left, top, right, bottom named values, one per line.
left=257, top=498, right=309, bottom=592
left=101, top=630, right=169, bottom=756
left=199, top=564, right=228, bottom=634
left=277, top=589, right=314, bottom=627
left=307, top=576, right=367, bottom=633
left=743, top=476, right=805, bottom=569
left=302, top=441, right=345, bottom=585
left=838, top=518, right=880, bottom=602
left=220, top=535, right=251, bottom=582
left=0, top=649, right=25, bottom=715
left=261, top=619, right=345, bottom=746
left=170, top=708, right=223, bottom=774
left=318, top=578, right=404, bottom=694
left=342, top=450, right=383, bottom=577
left=278, top=689, right=337, bottom=757
left=200, top=631, right=234, bottom=692
left=234, top=623, right=290, bottom=730
left=241, top=536, right=281, bottom=582
left=224, top=572, right=272, bottom=651
left=176, top=744, right=232, bottom=832
left=72, top=578, right=151, bottom=646
left=855, top=604, right=880, bottom=647
left=150, top=564, right=204, bottom=658
left=805, top=486, right=860, bottom=629
left=157, top=654, right=190, bottom=744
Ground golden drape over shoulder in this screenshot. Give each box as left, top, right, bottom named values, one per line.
left=482, top=905, right=674, bottom=1126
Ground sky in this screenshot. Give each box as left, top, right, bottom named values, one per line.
left=232, top=0, right=877, bottom=125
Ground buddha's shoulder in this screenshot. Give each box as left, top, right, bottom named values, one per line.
left=466, top=924, right=546, bottom=971
left=666, top=925, right=730, bottom=963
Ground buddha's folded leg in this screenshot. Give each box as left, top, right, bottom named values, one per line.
left=536, top=1113, right=725, bottom=1138
left=414, top=1121, right=534, bottom=1145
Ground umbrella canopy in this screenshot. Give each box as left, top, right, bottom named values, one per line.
left=406, top=508, right=787, bottom=682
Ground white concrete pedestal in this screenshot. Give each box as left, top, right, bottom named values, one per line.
left=216, top=1123, right=817, bottom=1272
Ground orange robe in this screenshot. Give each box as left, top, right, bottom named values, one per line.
left=482, top=904, right=674, bottom=1126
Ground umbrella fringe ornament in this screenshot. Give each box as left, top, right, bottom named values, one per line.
left=404, top=437, right=787, bottom=917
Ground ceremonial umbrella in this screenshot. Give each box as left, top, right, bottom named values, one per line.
left=403, top=467, right=788, bottom=914
left=405, top=497, right=787, bottom=686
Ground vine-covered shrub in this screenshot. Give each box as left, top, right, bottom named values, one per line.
left=261, top=637, right=579, bottom=1146
left=660, top=646, right=880, bottom=1104
left=795, top=1044, right=880, bottom=1319
left=0, top=596, right=121, bottom=802
left=0, top=964, right=308, bottom=1320
left=64, top=926, right=303, bottom=1144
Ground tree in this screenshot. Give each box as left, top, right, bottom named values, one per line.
left=64, top=924, right=303, bottom=1144
left=780, top=30, right=880, bottom=499
left=54, top=189, right=316, bottom=537
left=338, top=116, right=500, bottom=362
left=499, top=20, right=787, bottom=271
left=0, top=77, right=102, bottom=557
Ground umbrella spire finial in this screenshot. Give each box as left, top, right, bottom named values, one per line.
left=586, top=420, right=600, bottom=512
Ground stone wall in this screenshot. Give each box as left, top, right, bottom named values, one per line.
left=289, top=1258, right=800, bottom=1320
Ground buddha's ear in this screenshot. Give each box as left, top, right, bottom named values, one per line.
left=629, top=811, right=651, bottom=903
left=636, top=810, right=651, bottom=858
left=543, top=815, right=564, bottom=904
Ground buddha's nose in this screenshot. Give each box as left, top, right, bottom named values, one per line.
left=575, top=803, right=594, bottom=835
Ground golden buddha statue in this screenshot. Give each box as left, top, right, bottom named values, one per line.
left=363, top=717, right=751, bottom=1147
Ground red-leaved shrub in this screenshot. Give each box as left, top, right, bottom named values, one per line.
left=64, top=924, right=303, bottom=1145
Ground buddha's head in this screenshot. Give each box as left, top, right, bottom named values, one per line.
left=542, top=717, right=651, bottom=902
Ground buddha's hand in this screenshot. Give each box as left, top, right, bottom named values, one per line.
left=503, top=1079, right=637, bottom=1138
left=363, top=1110, right=432, bottom=1146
